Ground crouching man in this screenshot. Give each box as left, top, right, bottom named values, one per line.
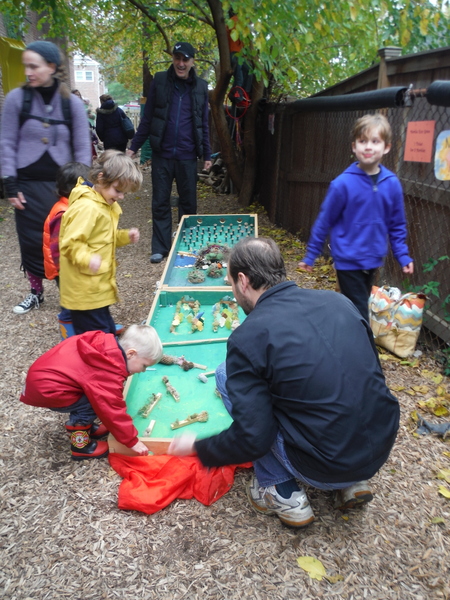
left=169, top=237, right=399, bottom=527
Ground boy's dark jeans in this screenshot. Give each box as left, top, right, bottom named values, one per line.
left=71, top=306, right=116, bottom=335
left=336, top=268, right=376, bottom=323
left=50, top=394, right=97, bottom=425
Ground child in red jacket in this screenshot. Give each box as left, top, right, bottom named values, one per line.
left=43, top=162, right=91, bottom=282
left=20, top=324, right=163, bottom=461
left=43, top=162, right=90, bottom=325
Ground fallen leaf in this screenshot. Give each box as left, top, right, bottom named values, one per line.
left=436, top=385, right=447, bottom=397
left=379, top=354, right=393, bottom=361
left=341, top=515, right=349, bottom=521
left=432, top=374, right=444, bottom=385
left=410, top=410, right=419, bottom=422
left=421, top=369, right=437, bottom=379
left=438, top=485, right=450, bottom=499
left=405, top=389, right=416, bottom=396
left=296, top=556, right=327, bottom=581
left=437, top=469, right=450, bottom=483
left=429, top=517, right=446, bottom=524
left=418, top=398, right=437, bottom=409
left=390, top=385, right=405, bottom=392
left=400, top=359, right=418, bottom=367
left=325, top=574, right=345, bottom=584
left=412, top=385, right=429, bottom=394
left=124, top=274, right=132, bottom=278
left=434, top=406, right=449, bottom=417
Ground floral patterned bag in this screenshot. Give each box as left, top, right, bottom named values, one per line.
left=369, top=286, right=427, bottom=358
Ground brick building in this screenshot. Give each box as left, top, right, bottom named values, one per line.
left=71, top=52, right=106, bottom=110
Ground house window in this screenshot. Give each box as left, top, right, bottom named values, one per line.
left=75, top=70, right=94, bottom=81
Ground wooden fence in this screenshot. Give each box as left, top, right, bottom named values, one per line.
left=254, top=83, right=450, bottom=345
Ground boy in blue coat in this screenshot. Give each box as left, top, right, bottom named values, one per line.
left=298, top=113, right=414, bottom=321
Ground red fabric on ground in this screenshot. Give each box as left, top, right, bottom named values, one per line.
left=109, top=453, right=251, bottom=514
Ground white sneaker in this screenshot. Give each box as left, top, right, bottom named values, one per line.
left=333, top=481, right=373, bottom=510
left=13, top=291, right=44, bottom=314
left=246, top=476, right=315, bottom=528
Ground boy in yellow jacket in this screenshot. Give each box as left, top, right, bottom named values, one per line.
left=59, top=150, right=142, bottom=334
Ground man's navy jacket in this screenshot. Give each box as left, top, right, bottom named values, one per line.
left=195, top=281, right=399, bottom=484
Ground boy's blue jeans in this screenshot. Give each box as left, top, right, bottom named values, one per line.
left=215, top=362, right=359, bottom=491
left=50, top=394, right=97, bottom=426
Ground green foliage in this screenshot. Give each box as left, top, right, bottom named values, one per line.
left=106, top=81, right=137, bottom=105
left=7, top=0, right=450, bottom=98
left=406, top=255, right=450, bottom=321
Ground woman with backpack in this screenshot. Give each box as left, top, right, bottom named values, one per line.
left=95, top=94, right=130, bottom=153
left=0, top=41, right=92, bottom=314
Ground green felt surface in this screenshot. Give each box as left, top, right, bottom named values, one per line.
left=126, top=341, right=232, bottom=438
left=163, top=214, right=256, bottom=287
left=149, top=290, right=245, bottom=344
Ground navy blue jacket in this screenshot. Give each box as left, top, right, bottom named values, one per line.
left=130, top=65, right=211, bottom=161
left=95, top=101, right=128, bottom=150
left=195, top=282, right=400, bottom=483
left=303, top=162, right=413, bottom=270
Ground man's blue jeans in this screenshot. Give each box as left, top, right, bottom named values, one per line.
left=215, top=362, right=359, bottom=490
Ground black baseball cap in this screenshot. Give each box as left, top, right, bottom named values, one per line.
left=172, top=42, right=196, bottom=59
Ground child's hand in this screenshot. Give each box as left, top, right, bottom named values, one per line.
left=129, top=228, right=140, bottom=244
left=298, top=261, right=313, bottom=272
left=89, top=254, right=102, bottom=273
left=402, top=262, right=414, bottom=275
left=130, top=440, right=149, bottom=456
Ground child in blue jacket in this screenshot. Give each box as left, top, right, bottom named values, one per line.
left=298, top=113, right=414, bottom=322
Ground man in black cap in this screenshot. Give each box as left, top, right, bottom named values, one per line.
left=127, top=42, right=212, bottom=263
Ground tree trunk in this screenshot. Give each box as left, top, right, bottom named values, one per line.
left=207, top=0, right=243, bottom=192
left=237, top=77, right=265, bottom=206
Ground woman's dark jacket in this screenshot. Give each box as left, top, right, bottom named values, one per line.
left=95, top=100, right=128, bottom=150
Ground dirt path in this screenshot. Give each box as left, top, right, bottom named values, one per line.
left=0, top=172, right=449, bottom=599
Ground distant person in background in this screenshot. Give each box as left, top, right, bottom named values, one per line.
left=0, top=41, right=91, bottom=314
left=96, top=94, right=129, bottom=152
left=72, top=89, right=99, bottom=157
left=127, top=42, right=212, bottom=264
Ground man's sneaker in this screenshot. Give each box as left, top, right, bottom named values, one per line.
left=333, top=481, right=373, bottom=510
left=13, top=290, right=44, bottom=314
left=150, top=253, right=165, bottom=263
left=246, top=476, right=315, bottom=528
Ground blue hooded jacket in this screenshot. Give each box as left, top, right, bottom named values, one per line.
left=303, top=162, right=413, bottom=270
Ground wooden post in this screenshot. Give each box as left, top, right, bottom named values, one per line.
left=377, top=47, right=402, bottom=89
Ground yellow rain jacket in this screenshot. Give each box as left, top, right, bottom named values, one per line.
left=59, top=179, right=131, bottom=311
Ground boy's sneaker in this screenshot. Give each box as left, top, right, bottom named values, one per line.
left=13, top=290, right=44, bottom=314
left=333, top=481, right=373, bottom=510
left=246, top=476, right=315, bottom=528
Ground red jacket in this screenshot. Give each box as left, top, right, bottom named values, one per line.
left=20, top=331, right=139, bottom=448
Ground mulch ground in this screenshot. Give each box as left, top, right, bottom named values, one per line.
left=0, top=168, right=449, bottom=599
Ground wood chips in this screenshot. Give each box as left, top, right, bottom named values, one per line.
left=0, top=172, right=449, bottom=599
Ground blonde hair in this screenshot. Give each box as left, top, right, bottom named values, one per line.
left=89, top=150, right=143, bottom=192
left=351, top=114, right=392, bottom=146
left=119, top=324, right=163, bottom=363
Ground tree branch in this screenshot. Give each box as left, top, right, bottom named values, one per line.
left=163, top=6, right=214, bottom=28
left=125, top=0, right=171, bottom=51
